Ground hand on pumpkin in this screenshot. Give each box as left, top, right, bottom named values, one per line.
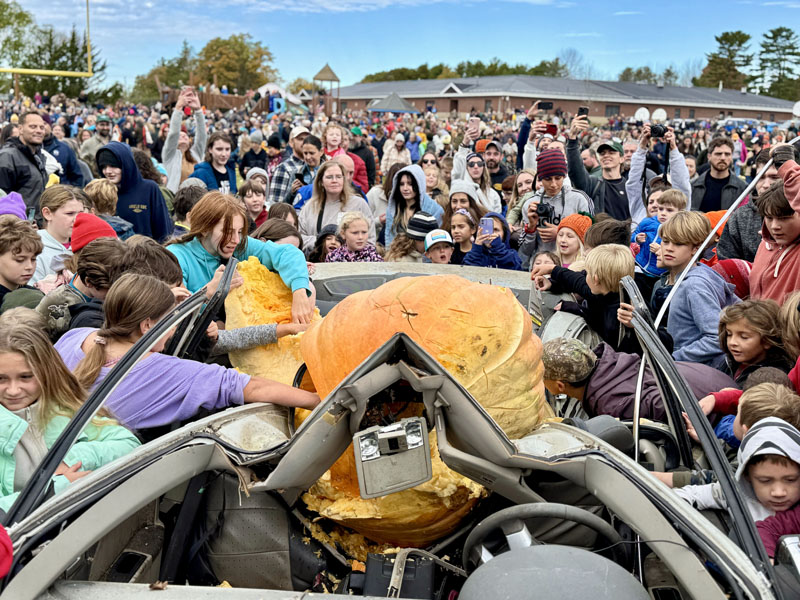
left=292, top=289, right=314, bottom=324
left=278, top=322, right=310, bottom=337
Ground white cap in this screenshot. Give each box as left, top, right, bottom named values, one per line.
left=290, top=125, right=310, bottom=140
left=424, top=229, right=454, bottom=251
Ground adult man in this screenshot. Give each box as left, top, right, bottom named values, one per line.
left=481, top=139, right=509, bottom=194
left=80, top=114, right=112, bottom=177
left=717, top=149, right=780, bottom=262
left=691, top=137, right=747, bottom=212
left=268, top=125, right=309, bottom=206
left=566, top=115, right=630, bottom=220
left=581, top=147, right=601, bottom=176
left=349, top=127, right=376, bottom=189
left=0, top=111, right=47, bottom=217
left=42, top=115, right=83, bottom=187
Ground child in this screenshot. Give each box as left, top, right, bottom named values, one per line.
left=532, top=251, right=560, bottom=271
left=675, top=417, right=800, bottom=523
left=33, top=186, right=84, bottom=283
left=36, top=237, right=126, bottom=340
left=0, top=216, right=43, bottom=308
left=450, top=208, right=477, bottom=266
left=718, top=299, right=793, bottom=385
left=555, top=213, right=591, bottom=270
left=238, top=179, right=267, bottom=230
left=385, top=212, right=438, bottom=263
left=533, top=244, right=636, bottom=352
left=462, top=212, right=522, bottom=270
left=84, top=179, right=134, bottom=241
left=0, top=317, right=140, bottom=511
left=268, top=202, right=299, bottom=229
left=326, top=212, right=383, bottom=263
left=308, top=225, right=341, bottom=263
left=253, top=218, right=303, bottom=250
left=424, top=229, right=454, bottom=264
left=700, top=210, right=728, bottom=267
left=658, top=211, right=739, bottom=368
left=584, top=218, right=632, bottom=251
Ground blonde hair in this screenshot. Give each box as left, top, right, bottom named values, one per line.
left=337, top=212, right=369, bottom=237
left=510, top=168, right=536, bottom=211
left=73, top=274, right=175, bottom=390
left=657, top=189, right=687, bottom=211
left=584, top=244, right=634, bottom=292
left=780, top=291, right=800, bottom=361
left=322, top=123, right=346, bottom=150
left=0, top=306, right=45, bottom=329
left=84, top=179, right=119, bottom=215
left=718, top=299, right=784, bottom=363
left=660, top=211, right=710, bottom=247
left=740, top=383, right=800, bottom=429
left=39, top=185, right=83, bottom=221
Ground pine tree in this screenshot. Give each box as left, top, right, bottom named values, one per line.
left=758, top=27, right=800, bottom=99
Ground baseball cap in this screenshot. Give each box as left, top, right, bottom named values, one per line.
left=350, top=126, right=363, bottom=136
left=484, top=140, right=503, bottom=153
left=96, top=114, right=111, bottom=123
left=406, top=212, right=438, bottom=241
left=596, top=141, right=623, bottom=156
left=541, top=338, right=597, bottom=383
left=424, top=229, right=454, bottom=251
left=290, top=125, right=310, bottom=140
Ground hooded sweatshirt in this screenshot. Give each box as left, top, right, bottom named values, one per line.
left=749, top=160, right=800, bottom=302
left=676, top=417, right=800, bottom=522
left=518, top=183, right=593, bottom=252
left=462, top=212, right=522, bottom=270
left=384, top=164, right=444, bottom=247
left=583, top=342, right=737, bottom=422
left=669, top=264, right=740, bottom=367
left=32, top=229, right=70, bottom=284
left=96, top=142, right=172, bottom=241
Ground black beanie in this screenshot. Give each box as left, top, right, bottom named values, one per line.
left=96, top=148, right=121, bottom=171
left=267, top=133, right=281, bottom=150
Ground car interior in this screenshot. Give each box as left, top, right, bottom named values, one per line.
left=0, top=270, right=784, bottom=599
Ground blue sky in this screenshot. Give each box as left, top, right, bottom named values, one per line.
left=15, top=0, right=800, bottom=89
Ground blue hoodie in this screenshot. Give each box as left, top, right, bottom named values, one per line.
left=631, top=215, right=666, bottom=277
left=385, top=164, right=444, bottom=247
left=190, top=161, right=238, bottom=195
left=669, top=264, right=740, bottom=367
left=96, top=142, right=172, bottom=242
left=462, top=212, right=522, bottom=270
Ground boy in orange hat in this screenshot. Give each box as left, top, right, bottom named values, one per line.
left=700, top=210, right=729, bottom=267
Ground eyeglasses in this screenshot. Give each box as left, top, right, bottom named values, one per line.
left=422, top=159, right=437, bottom=165
left=467, top=161, right=485, bottom=168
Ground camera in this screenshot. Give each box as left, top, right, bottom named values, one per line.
left=536, top=203, right=555, bottom=225
left=650, top=124, right=668, bottom=138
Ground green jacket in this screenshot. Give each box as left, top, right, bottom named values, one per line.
left=0, top=404, right=140, bottom=512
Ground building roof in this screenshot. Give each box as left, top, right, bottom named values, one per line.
left=339, top=75, right=794, bottom=112
left=314, top=63, right=340, bottom=82
left=367, top=92, right=419, bottom=114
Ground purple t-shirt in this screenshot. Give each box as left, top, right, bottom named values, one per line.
left=56, top=328, right=251, bottom=430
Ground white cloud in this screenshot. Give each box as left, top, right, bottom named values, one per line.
left=762, top=0, right=800, bottom=5
left=613, top=10, right=643, bottom=15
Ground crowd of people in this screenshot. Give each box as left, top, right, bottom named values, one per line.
left=0, top=85, right=800, bottom=561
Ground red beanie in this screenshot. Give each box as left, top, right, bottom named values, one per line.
left=70, top=213, right=117, bottom=252
left=537, top=148, right=568, bottom=179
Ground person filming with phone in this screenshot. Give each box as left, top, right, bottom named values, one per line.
left=452, top=117, right=503, bottom=213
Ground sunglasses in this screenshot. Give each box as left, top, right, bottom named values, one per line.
left=467, top=161, right=485, bottom=168
left=422, top=158, right=437, bottom=165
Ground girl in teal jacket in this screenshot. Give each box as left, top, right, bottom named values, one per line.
left=166, top=192, right=314, bottom=324
left=0, top=312, right=140, bottom=511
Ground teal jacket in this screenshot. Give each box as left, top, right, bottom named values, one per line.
left=166, top=237, right=311, bottom=294
left=0, top=405, right=140, bottom=511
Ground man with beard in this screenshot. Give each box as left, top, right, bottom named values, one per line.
left=269, top=125, right=309, bottom=206
left=480, top=139, right=510, bottom=197
left=80, top=114, right=112, bottom=178
left=0, top=111, right=47, bottom=217
left=41, top=114, right=83, bottom=187
left=581, top=147, right=601, bottom=176
left=691, top=137, right=747, bottom=212
left=349, top=127, right=376, bottom=188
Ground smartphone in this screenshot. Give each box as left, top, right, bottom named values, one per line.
left=539, top=101, right=553, bottom=110
left=545, top=123, right=558, bottom=136
left=295, top=173, right=305, bottom=183
left=479, top=217, right=494, bottom=237
left=577, top=106, right=590, bottom=117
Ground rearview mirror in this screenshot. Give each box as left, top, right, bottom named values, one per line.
left=775, top=535, right=800, bottom=579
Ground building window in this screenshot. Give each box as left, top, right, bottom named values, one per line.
left=757, top=113, right=763, bottom=120
left=674, top=108, right=681, bottom=119
left=605, top=105, right=620, bottom=117
left=770, top=113, right=775, bottom=122
left=689, top=109, right=695, bottom=119
left=341, top=101, right=348, bottom=111
left=484, top=99, right=492, bottom=112
left=728, top=111, right=733, bottom=116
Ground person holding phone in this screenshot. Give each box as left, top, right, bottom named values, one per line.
left=163, top=87, right=207, bottom=194
left=451, top=119, right=502, bottom=213
left=462, top=211, right=521, bottom=270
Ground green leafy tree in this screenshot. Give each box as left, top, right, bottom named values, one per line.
left=195, top=34, right=278, bottom=92
left=618, top=66, right=658, bottom=84
left=661, top=66, right=679, bottom=86
left=714, top=31, right=753, bottom=69
left=757, top=27, right=800, bottom=99
left=0, top=0, right=35, bottom=92
left=693, top=30, right=753, bottom=90
left=287, top=77, right=312, bottom=94
left=130, top=41, right=196, bottom=104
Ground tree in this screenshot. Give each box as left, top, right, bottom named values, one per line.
left=287, top=77, right=312, bottom=94
left=531, top=58, right=569, bottom=78
left=194, top=34, right=278, bottom=92
left=618, top=66, right=658, bottom=84
left=757, top=27, right=800, bottom=99
left=714, top=31, right=753, bottom=69
left=661, top=66, right=679, bottom=86
left=130, top=40, right=195, bottom=104
left=0, top=0, right=35, bottom=92
left=693, top=30, right=753, bottom=90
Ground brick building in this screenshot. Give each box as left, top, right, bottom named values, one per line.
left=335, top=75, right=795, bottom=121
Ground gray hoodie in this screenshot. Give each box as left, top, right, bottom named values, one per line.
left=675, top=417, right=800, bottom=521
left=716, top=199, right=762, bottom=263
left=518, top=183, right=593, bottom=252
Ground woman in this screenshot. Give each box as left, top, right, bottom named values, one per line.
left=381, top=134, right=412, bottom=174
left=679, top=136, right=695, bottom=158
left=384, top=164, right=444, bottom=247
left=418, top=151, right=439, bottom=169
left=167, top=192, right=314, bottom=323
left=452, top=133, right=502, bottom=213
left=190, top=131, right=237, bottom=195
left=441, top=179, right=487, bottom=233
left=366, top=163, right=404, bottom=240
left=297, top=161, right=375, bottom=251
left=0, top=317, right=139, bottom=511
left=505, top=169, right=536, bottom=227
left=56, top=274, right=319, bottom=431
left=163, top=88, right=207, bottom=195
left=32, top=186, right=84, bottom=283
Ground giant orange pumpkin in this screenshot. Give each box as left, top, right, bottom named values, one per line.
left=297, top=275, right=550, bottom=548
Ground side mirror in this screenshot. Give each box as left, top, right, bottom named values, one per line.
left=775, top=535, right=800, bottom=579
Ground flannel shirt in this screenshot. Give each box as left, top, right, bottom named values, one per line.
left=268, top=154, right=305, bottom=205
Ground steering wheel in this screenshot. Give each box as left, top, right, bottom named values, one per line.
left=462, top=503, right=625, bottom=573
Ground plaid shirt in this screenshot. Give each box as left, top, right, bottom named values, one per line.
left=268, top=154, right=305, bottom=205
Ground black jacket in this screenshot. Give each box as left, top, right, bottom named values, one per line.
left=0, top=137, right=47, bottom=216
left=239, top=148, right=268, bottom=179
left=350, top=142, right=376, bottom=188
left=43, top=135, right=84, bottom=187
left=690, top=171, right=748, bottom=211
